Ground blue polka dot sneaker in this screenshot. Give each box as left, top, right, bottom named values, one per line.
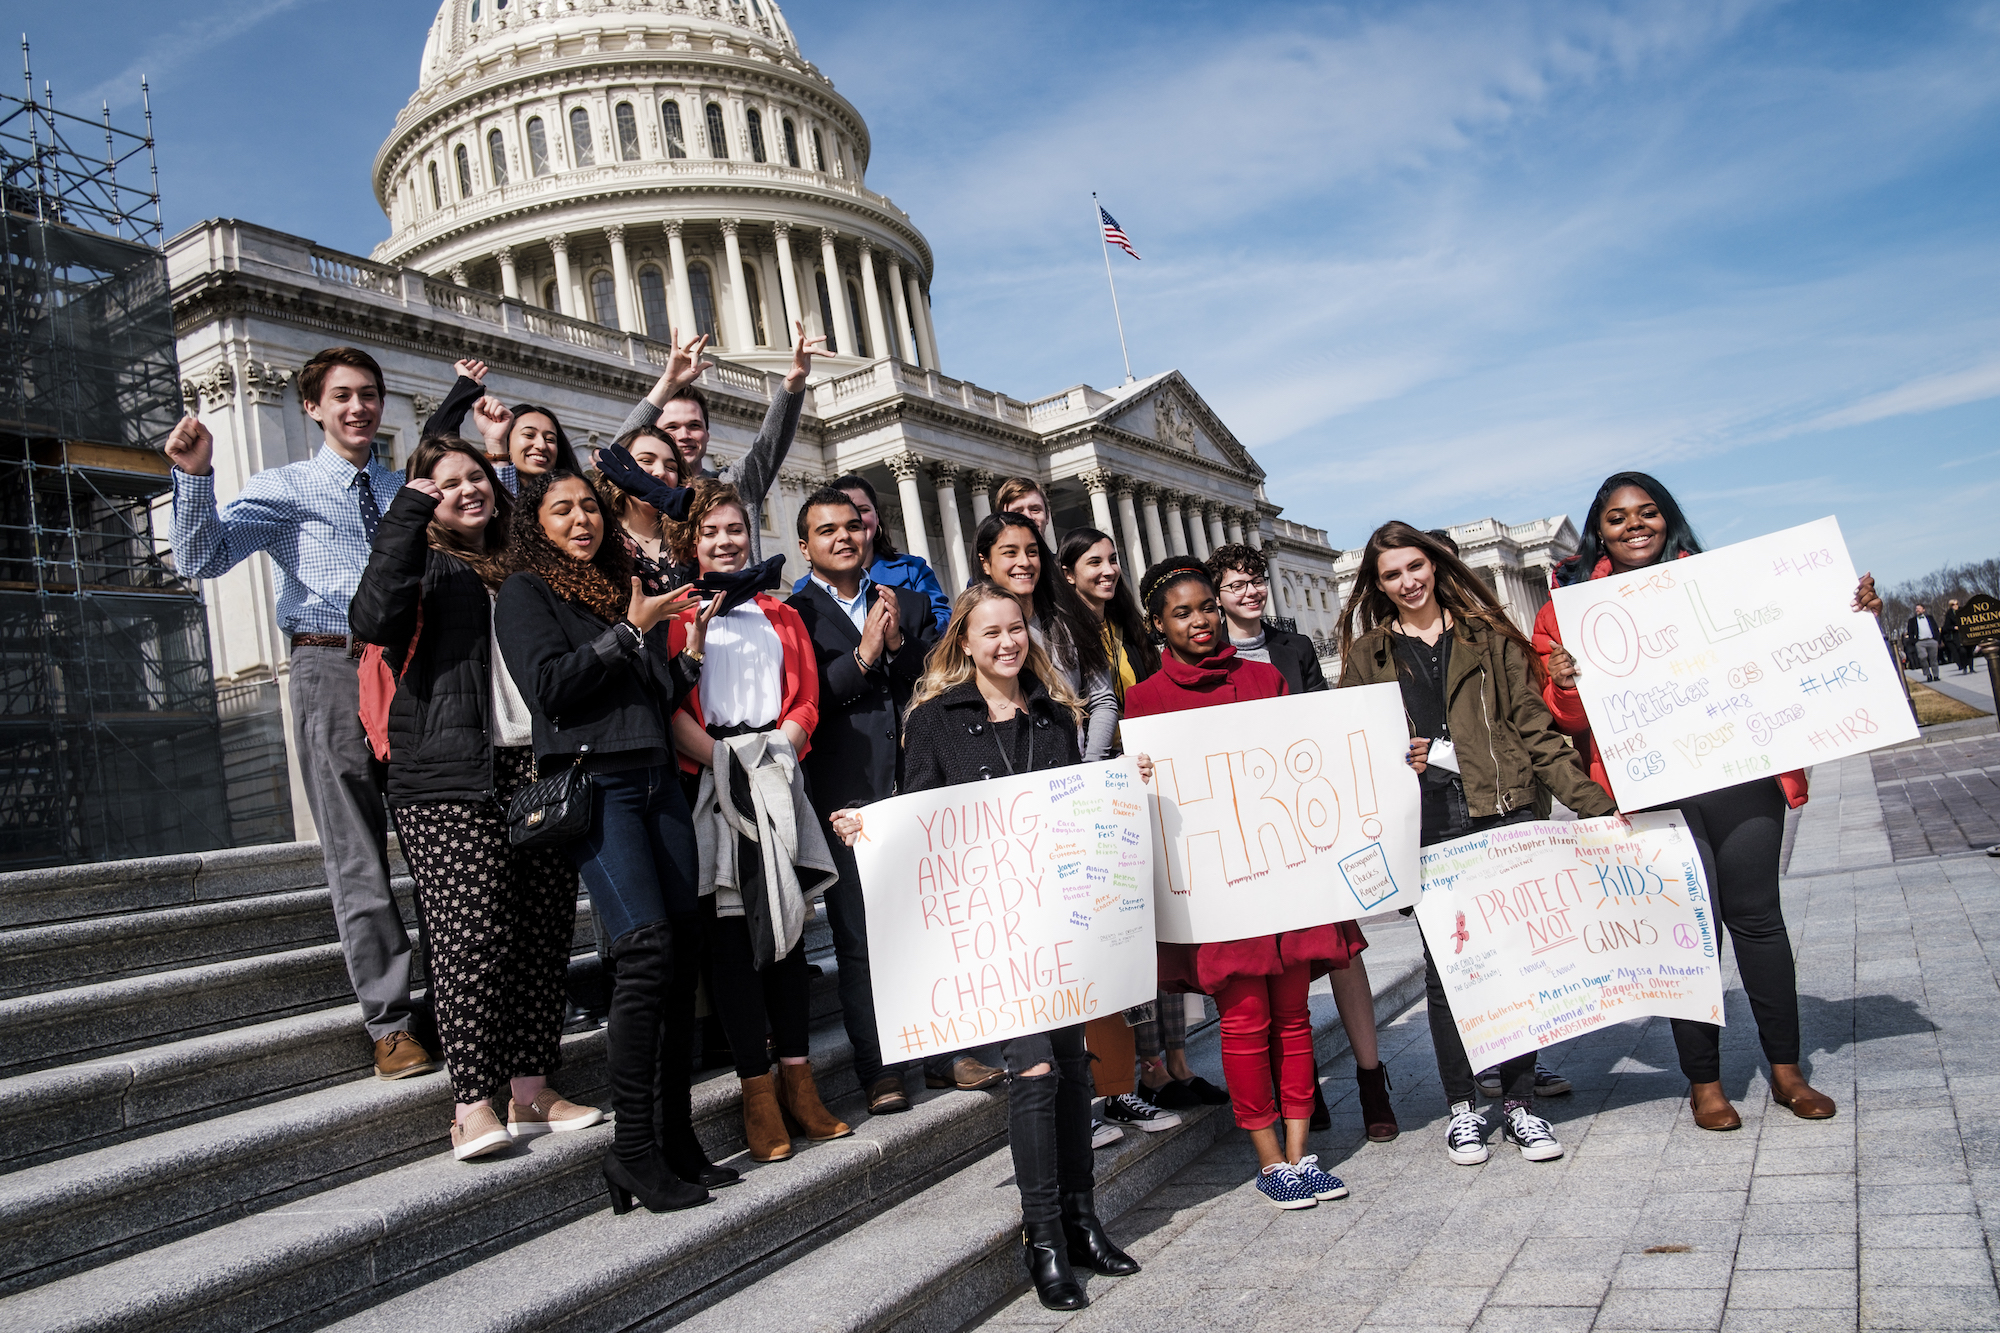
left=1290, top=1154, right=1348, bottom=1200
left=1255, top=1163, right=1319, bottom=1210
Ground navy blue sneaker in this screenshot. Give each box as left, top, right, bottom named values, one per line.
left=1290, top=1154, right=1348, bottom=1200
left=1255, top=1164, right=1318, bottom=1210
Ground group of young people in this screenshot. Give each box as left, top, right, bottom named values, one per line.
left=166, top=339, right=1873, bottom=1312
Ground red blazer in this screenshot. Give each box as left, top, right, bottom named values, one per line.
left=669, top=592, right=820, bottom=772
left=1533, top=558, right=1808, bottom=810
left=1126, top=647, right=1367, bottom=995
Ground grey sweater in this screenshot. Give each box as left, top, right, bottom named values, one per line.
left=620, top=385, right=805, bottom=561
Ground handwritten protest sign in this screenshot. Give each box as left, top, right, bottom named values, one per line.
left=1551, top=516, right=1916, bottom=808
left=852, top=758, right=1156, bottom=1061
left=1414, top=813, right=1723, bottom=1068
left=1120, top=684, right=1420, bottom=944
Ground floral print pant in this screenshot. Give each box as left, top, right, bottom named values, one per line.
left=394, top=747, right=578, bottom=1103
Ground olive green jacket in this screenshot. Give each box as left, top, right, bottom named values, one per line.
left=1337, top=616, right=1614, bottom=820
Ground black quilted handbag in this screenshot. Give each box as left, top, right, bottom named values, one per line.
left=506, top=759, right=593, bottom=849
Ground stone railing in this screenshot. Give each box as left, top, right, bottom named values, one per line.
left=812, top=358, right=1034, bottom=432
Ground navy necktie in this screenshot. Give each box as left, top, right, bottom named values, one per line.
left=356, top=471, right=381, bottom=544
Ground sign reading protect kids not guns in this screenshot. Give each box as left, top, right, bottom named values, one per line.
left=1550, top=516, right=1917, bottom=809
left=852, top=758, right=1157, bottom=1059
left=1414, top=812, right=1724, bottom=1068
left=1119, top=684, right=1421, bottom=945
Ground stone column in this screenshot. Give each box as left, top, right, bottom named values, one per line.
left=931, top=460, right=971, bottom=592
left=1226, top=508, right=1245, bottom=547
left=772, top=222, right=804, bottom=345
left=605, top=224, right=637, bottom=332
left=858, top=239, right=891, bottom=362
left=903, top=275, right=932, bottom=369
left=494, top=246, right=520, bottom=299
left=886, top=452, right=932, bottom=565
left=547, top=233, right=575, bottom=317
left=1207, top=503, right=1228, bottom=553
left=818, top=228, right=854, bottom=357
left=1185, top=496, right=1210, bottom=559
left=916, top=284, right=941, bottom=369
left=1080, top=469, right=1118, bottom=545
left=886, top=255, right=918, bottom=364
left=1246, top=513, right=1264, bottom=550
left=1113, top=477, right=1147, bottom=595
left=665, top=221, right=696, bottom=338
left=1162, top=494, right=1189, bottom=557
left=968, top=469, right=995, bottom=525
left=1139, top=485, right=1168, bottom=566
left=720, top=219, right=759, bottom=349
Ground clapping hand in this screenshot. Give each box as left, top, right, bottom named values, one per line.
left=164, top=415, right=214, bottom=477
left=859, top=593, right=900, bottom=666
left=785, top=321, right=830, bottom=392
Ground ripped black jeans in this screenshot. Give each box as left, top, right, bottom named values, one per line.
left=1003, top=1024, right=1094, bottom=1225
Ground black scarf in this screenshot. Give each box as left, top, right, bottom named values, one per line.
left=695, top=554, right=787, bottom=615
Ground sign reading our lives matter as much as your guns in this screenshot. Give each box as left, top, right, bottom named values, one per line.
left=852, top=758, right=1157, bottom=1059
left=1551, top=516, right=1917, bottom=809
left=1415, top=813, right=1724, bottom=1068
left=1119, top=685, right=1422, bottom=944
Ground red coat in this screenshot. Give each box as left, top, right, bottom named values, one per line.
left=1125, top=646, right=1367, bottom=994
left=669, top=592, right=820, bottom=772
left=1532, top=558, right=1808, bottom=810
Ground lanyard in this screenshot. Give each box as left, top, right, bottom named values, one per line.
left=990, top=707, right=1033, bottom=776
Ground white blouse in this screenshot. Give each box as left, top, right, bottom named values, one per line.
left=487, top=592, right=534, bottom=747
left=700, top=600, right=785, bottom=727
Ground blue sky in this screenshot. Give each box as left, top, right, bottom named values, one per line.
left=26, top=0, right=2000, bottom=584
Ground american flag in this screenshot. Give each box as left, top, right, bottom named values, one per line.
left=1099, top=206, right=1141, bottom=260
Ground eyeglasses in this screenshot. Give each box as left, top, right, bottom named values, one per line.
left=1218, top=577, right=1268, bottom=595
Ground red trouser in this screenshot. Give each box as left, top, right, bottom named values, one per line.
left=1215, top=961, right=1315, bottom=1130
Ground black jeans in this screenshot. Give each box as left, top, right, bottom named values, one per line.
left=1422, top=800, right=1539, bottom=1107
left=702, top=897, right=813, bottom=1079
left=822, top=829, right=885, bottom=1090
left=1663, top=778, right=1797, bottom=1083
left=1003, top=1023, right=1094, bottom=1225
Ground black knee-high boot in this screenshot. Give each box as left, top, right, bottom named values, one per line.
left=1053, top=1047, right=1137, bottom=1277
left=656, top=918, right=739, bottom=1189
left=602, top=921, right=708, bottom=1214
left=1010, top=1071, right=1086, bottom=1310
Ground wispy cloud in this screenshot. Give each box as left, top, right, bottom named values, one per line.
left=81, top=0, right=306, bottom=109
left=1800, top=360, right=2000, bottom=433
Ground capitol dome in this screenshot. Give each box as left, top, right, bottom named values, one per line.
left=372, top=0, right=940, bottom=375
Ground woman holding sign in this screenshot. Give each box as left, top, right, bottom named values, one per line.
left=1535, top=473, right=1878, bottom=1129
left=974, top=512, right=1120, bottom=761
left=1335, top=522, right=1617, bottom=1167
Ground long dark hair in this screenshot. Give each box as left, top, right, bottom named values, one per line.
left=1059, top=526, right=1150, bottom=660
left=973, top=511, right=1109, bottom=682
left=405, top=435, right=513, bottom=590
left=509, top=402, right=585, bottom=477
left=1553, top=470, right=1701, bottom=587
left=1335, top=521, right=1538, bottom=679
left=508, top=469, right=632, bottom=621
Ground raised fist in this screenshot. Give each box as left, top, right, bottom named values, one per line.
left=164, top=415, right=214, bottom=477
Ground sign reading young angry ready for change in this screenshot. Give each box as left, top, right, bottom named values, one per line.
left=851, top=758, right=1157, bottom=1061
left=1551, top=516, right=1916, bottom=809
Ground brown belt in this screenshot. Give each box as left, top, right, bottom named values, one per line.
left=292, top=633, right=364, bottom=659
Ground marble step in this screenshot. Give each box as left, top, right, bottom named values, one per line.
left=0, top=841, right=375, bottom=930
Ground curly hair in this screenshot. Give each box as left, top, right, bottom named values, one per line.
left=509, top=470, right=632, bottom=622
left=668, top=478, right=747, bottom=567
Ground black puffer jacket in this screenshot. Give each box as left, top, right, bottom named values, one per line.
left=900, top=671, right=1082, bottom=792
left=1261, top=623, right=1328, bottom=695
left=349, top=487, right=502, bottom=808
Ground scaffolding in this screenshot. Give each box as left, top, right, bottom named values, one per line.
left=0, top=40, right=232, bottom=868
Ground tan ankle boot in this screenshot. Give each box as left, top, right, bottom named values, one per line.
left=1769, top=1064, right=1837, bottom=1119
left=777, top=1061, right=853, bottom=1141
left=740, top=1073, right=794, bottom=1161
left=1688, top=1081, right=1742, bottom=1131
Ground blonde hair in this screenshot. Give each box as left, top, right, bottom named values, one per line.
left=907, top=583, right=1086, bottom=729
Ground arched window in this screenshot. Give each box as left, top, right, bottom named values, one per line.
left=526, top=117, right=551, bottom=176
left=427, top=160, right=442, bottom=209
left=814, top=269, right=839, bottom=355
left=810, top=128, right=825, bottom=172
left=589, top=270, right=619, bottom=328
left=454, top=144, right=473, bottom=198
left=845, top=280, right=870, bottom=357
left=781, top=118, right=800, bottom=168
left=741, top=263, right=767, bottom=345
left=637, top=265, right=669, bottom=337
left=661, top=101, right=687, bottom=158
left=705, top=103, right=729, bottom=159
left=746, top=108, right=767, bottom=163
left=615, top=102, right=640, bottom=161
left=470, top=0, right=480, bottom=19
left=486, top=129, right=508, bottom=186
left=568, top=107, right=594, bottom=166
left=687, top=263, right=718, bottom=340
left=541, top=278, right=561, bottom=311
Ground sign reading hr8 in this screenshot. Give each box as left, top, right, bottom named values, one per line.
left=1120, top=684, right=1423, bottom=945
left=1550, top=515, right=1917, bottom=809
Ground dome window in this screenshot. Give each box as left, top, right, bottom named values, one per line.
left=846, top=280, right=870, bottom=357
left=746, top=109, right=767, bottom=164
left=454, top=144, right=473, bottom=199
left=637, top=266, right=670, bottom=338
left=687, top=262, right=719, bottom=340
left=526, top=117, right=551, bottom=177
left=589, top=270, right=619, bottom=329
left=427, top=161, right=442, bottom=210
left=661, top=101, right=687, bottom=159
left=814, top=270, right=839, bottom=355
left=782, top=118, right=800, bottom=168
left=705, top=103, right=729, bottom=160
left=810, top=128, right=825, bottom=173
left=541, top=278, right=561, bottom=312
left=487, top=130, right=508, bottom=187
left=470, top=0, right=479, bottom=19
left=741, top=263, right=767, bottom=345
left=569, top=108, right=595, bottom=167
left=615, top=102, right=641, bottom=162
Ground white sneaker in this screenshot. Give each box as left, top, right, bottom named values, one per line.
left=1100, top=1092, right=1183, bottom=1133
left=1090, top=1117, right=1125, bottom=1149
left=1503, top=1104, right=1564, bottom=1161
left=1445, top=1101, right=1490, bottom=1165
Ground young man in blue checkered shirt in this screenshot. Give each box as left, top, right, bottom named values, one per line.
left=167, top=346, right=437, bottom=1081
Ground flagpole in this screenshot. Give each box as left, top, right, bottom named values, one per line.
left=1094, top=192, right=1135, bottom=385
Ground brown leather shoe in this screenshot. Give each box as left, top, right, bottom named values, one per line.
left=740, top=1073, right=794, bottom=1162
left=926, top=1056, right=1005, bottom=1091
left=776, top=1061, right=853, bottom=1141
left=866, top=1071, right=911, bottom=1115
left=1770, top=1064, right=1838, bottom=1119
left=373, top=1031, right=439, bottom=1081
left=1689, top=1081, right=1742, bottom=1131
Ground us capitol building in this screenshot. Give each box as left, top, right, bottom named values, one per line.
left=167, top=0, right=1576, bottom=840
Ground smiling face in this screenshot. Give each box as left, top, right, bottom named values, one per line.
left=1063, top=539, right=1120, bottom=616
left=1012, top=490, right=1050, bottom=533
left=1214, top=563, right=1268, bottom=631
left=840, top=486, right=881, bottom=558
left=1598, top=484, right=1668, bottom=572
left=802, top=501, right=865, bottom=579
left=1153, top=578, right=1221, bottom=663
left=695, top=500, right=750, bottom=574
left=426, top=450, right=495, bottom=540
left=537, top=474, right=603, bottom=561
left=962, top=596, right=1030, bottom=682
left=658, top=398, right=710, bottom=474
left=510, top=411, right=564, bottom=476
left=303, top=366, right=383, bottom=455
left=1375, top=545, right=1436, bottom=619
left=980, top=523, right=1042, bottom=599
left=629, top=432, right=682, bottom=487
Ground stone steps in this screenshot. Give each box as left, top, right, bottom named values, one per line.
left=0, top=842, right=381, bottom=930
